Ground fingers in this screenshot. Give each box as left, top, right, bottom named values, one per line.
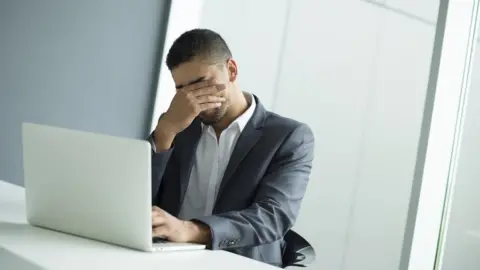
left=198, top=102, right=222, bottom=111
left=152, top=215, right=166, bottom=227
left=183, top=80, right=213, bottom=92
left=182, top=85, right=226, bottom=112
left=152, top=225, right=168, bottom=238
left=152, top=206, right=167, bottom=226
left=185, top=84, right=226, bottom=97
left=174, top=81, right=226, bottom=115
left=151, top=206, right=171, bottom=238
left=152, top=206, right=172, bottom=217
left=196, top=95, right=225, bottom=104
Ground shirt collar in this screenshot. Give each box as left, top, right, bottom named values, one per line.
left=201, top=92, right=256, bottom=132
left=234, top=93, right=256, bottom=131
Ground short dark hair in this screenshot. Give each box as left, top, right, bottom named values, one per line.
left=166, top=28, right=232, bottom=70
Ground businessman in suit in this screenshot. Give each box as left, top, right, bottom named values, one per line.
left=150, top=28, right=315, bottom=267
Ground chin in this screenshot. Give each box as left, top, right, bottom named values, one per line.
left=200, top=118, right=218, bottom=126
left=199, top=107, right=227, bottom=125
left=199, top=113, right=223, bottom=126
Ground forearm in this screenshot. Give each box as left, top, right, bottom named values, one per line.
left=149, top=127, right=175, bottom=204
left=153, top=129, right=176, bottom=152
left=194, top=200, right=294, bottom=250
left=149, top=113, right=178, bottom=153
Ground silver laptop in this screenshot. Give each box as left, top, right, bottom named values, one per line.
left=22, top=122, right=205, bottom=252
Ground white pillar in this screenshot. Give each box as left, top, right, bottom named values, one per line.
left=149, top=0, right=205, bottom=132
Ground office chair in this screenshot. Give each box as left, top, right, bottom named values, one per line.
left=282, top=230, right=316, bottom=268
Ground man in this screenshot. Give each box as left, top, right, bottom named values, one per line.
left=150, top=28, right=314, bottom=267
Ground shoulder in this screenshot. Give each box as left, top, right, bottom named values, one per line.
left=263, top=111, right=314, bottom=144
left=261, top=111, right=315, bottom=167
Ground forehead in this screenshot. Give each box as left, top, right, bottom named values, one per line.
left=171, top=60, right=223, bottom=89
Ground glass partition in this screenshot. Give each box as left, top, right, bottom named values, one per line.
left=406, top=0, right=479, bottom=269
left=435, top=2, right=480, bottom=270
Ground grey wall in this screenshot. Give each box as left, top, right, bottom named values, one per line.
left=0, top=0, right=170, bottom=185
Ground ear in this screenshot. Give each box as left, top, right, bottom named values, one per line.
left=227, top=59, right=238, bottom=82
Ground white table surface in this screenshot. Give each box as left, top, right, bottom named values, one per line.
left=0, top=180, right=278, bottom=270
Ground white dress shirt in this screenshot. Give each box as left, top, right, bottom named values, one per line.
left=177, top=94, right=256, bottom=220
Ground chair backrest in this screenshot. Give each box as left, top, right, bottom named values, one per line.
left=282, top=230, right=316, bottom=268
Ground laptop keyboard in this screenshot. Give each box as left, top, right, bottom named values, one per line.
left=152, top=237, right=169, bottom=243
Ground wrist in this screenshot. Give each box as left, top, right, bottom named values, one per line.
left=184, top=220, right=211, bottom=245
left=155, top=126, right=176, bottom=143
left=154, top=119, right=177, bottom=152
left=159, top=112, right=180, bottom=135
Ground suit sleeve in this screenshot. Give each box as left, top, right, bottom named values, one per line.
left=194, top=124, right=315, bottom=250
left=147, top=132, right=174, bottom=204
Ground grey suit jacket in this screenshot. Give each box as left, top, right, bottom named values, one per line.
left=151, top=96, right=315, bottom=267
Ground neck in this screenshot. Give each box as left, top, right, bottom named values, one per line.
left=213, top=90, right=249, bottom=134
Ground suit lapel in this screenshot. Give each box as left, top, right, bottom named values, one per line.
left=176, top=120, right=202, bottom=210
left=216, top=97, right=266, bottom=202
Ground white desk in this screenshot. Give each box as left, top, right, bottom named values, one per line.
left=0, top=180, right=278, bottom=270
